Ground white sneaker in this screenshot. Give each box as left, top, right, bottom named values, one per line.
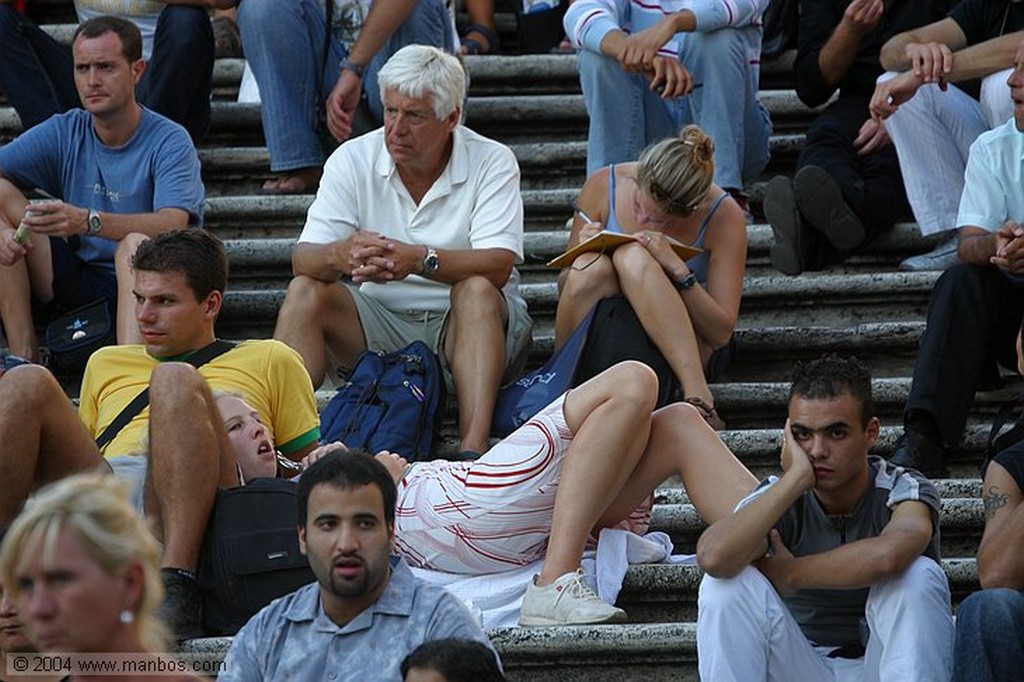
left=899, top=234, right=961, bottom=271
left=518, top=570, right=627, bottom=626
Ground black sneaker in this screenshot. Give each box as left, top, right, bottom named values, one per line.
left=764, top=176, right=814, bottom=276
left=158, top=568, right=204, bottom=643
left=889, top=430, right=950, bottom=479
left=793, top=165, right=867, bottom=252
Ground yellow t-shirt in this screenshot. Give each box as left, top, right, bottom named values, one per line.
left=78, top=340, right=320, bottom=458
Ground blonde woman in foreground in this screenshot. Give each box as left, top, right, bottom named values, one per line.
left=0, top=476, right=203, bottom=681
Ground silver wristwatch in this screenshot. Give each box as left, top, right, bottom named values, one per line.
left=86, top=209, right=102, bottom=236
left=422, top=247, right=440, bottom=276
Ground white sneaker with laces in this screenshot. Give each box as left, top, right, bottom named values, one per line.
left=518, top=570, right=627, bottom=626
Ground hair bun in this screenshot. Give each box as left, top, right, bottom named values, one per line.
left=680, top=124, right=714, bottom=166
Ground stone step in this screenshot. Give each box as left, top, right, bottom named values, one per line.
left=648, top=497, right=984, bottom=559
left=217, top=268, right=937, bottom=328
left=195, top=135, right=805, bottom=194
left=303, top=379, right=1003, bottom=477
left=216, top=222, right=936, bottom=271
left=181, top=556, right=978, bottom=682
left=0, top=90, right=817, bottom=143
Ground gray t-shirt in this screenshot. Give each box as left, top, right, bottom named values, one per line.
left=736, top=456, right=942, bottom=648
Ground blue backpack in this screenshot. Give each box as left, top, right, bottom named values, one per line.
left=319, top=341, right=443, bottom=461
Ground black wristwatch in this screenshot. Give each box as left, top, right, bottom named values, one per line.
left=672, top=272, right=697, bottom=291
left=422, top=247, right=440, bottom=276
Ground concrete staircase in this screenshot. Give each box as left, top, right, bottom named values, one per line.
left=1, top=6, right=1007, bottom=679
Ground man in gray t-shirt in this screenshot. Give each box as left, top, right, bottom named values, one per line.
left=695, top=354, right=954, bottom=680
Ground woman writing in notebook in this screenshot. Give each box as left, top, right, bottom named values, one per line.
left=555, top=125, right=747, bottom=429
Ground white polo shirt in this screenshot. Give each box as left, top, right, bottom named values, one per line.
left=300, top=125, right=525, bottom=312
left=957, top=118, right=1024, bottom=233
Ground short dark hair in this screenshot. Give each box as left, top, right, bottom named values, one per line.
left=74, top=16, right=143, bottom=63
left=400, top=639, right=505, bottom=682
left=131, top=230, right=228, bottom=302
left=789, top=354, right=875, bottom=427
left=297, top=450, right=397, bottom=529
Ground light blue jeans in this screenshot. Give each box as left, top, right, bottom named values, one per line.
left=877, top=72, right=1012, bottom=236
left=237, top=0, right=454, bottom=173
left=578, top=26, right=772, bottom=190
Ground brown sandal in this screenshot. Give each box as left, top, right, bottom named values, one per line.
left=684, top=396, right=726, bottom=430
left=260, top=167, right=322, bottom=195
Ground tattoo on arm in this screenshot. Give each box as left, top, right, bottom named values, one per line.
left=984, top=486, right=1009, bottom=520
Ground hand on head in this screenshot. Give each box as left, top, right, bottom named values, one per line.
left=301, top=442, right=350, bottom=471
left=781, top=419, right=816, bottom=491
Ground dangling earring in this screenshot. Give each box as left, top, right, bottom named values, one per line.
left=119, top=609, right=134, bottom=624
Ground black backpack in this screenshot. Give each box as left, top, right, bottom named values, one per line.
left=197, top=477, right=315, bottom=635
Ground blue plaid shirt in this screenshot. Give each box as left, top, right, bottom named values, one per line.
left=221, top=556, right=494, bottom=681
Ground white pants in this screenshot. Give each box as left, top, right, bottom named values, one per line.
left=880, top=70, right=1012, bottom=236
left=696, top=557, right=954, bottom=681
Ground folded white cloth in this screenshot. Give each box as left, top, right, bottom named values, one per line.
left=410, top=529, right=696, bottom=628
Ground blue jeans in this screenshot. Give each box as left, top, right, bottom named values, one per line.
left=0, top=5, right=213, bottom=142
left=953, top=589, right=1024, bottom=682
left=578, top=26, right=772, bottom=190
left=237, top=0, right=454, bottom=173
left=0, top=5, right=78, bottom=128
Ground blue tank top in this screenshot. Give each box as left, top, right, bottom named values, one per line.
left=606, top=164, right=726, bottom=285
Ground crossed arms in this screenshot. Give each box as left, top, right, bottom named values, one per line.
left=697, top=424, right=934, bottom=595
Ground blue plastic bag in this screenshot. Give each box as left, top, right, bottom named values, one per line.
left=491, top=305, right=597, bottom=437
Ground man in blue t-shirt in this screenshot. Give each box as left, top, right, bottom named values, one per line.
left=0, top=15, right=203, bottom=363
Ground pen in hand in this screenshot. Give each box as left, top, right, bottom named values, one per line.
left=572, top=202, right=597, bottom=225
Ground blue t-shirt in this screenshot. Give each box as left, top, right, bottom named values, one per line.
left=0, top=107, right=204, bottom=270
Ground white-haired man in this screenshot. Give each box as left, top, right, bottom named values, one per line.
left=274, top=45, right=532, bottom=457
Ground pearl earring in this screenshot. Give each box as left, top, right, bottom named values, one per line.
left=119, top=609, right=134, bottom=624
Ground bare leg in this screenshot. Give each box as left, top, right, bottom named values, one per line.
left=599, top=402, right=759, bottom=528
left=0, top=181, right=38, bottom=360
left=114, top=234, right=148, bottom=345
left=613, top=243, right=714, bottom=406
left=0, top=260, right=38, bottom=360
left=535, top=361, right=658, bottom=585
left=0, top=365, right=104, bottom=525
left=146, top=363, right=238, bottom=572
left=553, top=255, right=618, bottom=349
left=273, top=276, right=366, bottom=387
left=444, top=277, right=508, bottom=454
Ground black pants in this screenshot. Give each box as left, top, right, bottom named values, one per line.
left=906, top=264, right=1024, bottom=448
left=796, top=96, right=912, bottom=267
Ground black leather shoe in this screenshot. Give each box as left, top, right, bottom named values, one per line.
left=764, top=176, right=814, bottom=276
left=793, top=165, right=867, bottom=251
left=889, top=430, right=949, bottom=479
left=158, top=568, right=204, bottom=643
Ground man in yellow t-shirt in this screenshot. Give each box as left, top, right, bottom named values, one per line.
left=0, top=230, right=319, bottom=641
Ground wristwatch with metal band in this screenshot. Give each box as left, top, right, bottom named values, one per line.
left=86, top=209, right=102, bottom=236
left=422, top=247, right=440, bottom=276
